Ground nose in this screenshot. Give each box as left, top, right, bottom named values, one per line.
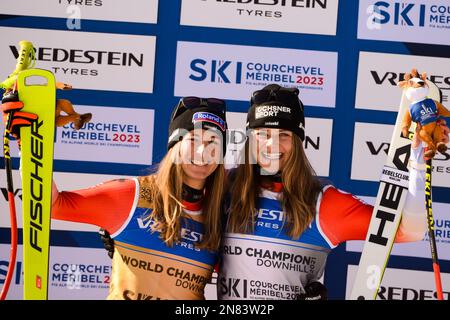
left=195, top=143, right=206, bottom=155
left=263, top=136, right=280, bottom=154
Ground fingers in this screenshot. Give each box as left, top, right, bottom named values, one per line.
left=13, top=111, right=38, bottom=121
left=2, top=101, right=24, bottom=113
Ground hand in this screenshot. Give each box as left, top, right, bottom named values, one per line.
left=297, top=281, right=328, bottom=300
left=2, top=90, right=37, bottom=139
left=411, top=123, right=422, bottom=149
left=99, top=228, right=114, bottom=259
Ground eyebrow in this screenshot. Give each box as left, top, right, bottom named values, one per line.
left=192, top=134, right=220, bottom=140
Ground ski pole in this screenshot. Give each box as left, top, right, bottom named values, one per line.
left=0, top=40, right=36, bottom=300
left=0, top=103, right=19, bottom=300
left=424, top=151, right=444, bottom=300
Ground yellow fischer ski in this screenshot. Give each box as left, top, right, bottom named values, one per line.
left=18, top=68, right=56, bottom=299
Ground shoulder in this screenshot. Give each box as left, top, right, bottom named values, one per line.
left=86, top=178, right=137, bottom=195
left=316, top=185, right=372, bottom=246
left=317, top=185, right=369, bottom=215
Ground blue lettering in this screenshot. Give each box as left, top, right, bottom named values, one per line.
left=374, top=1, right=390, bottom=24
left=0, top=261, right=7, bottom=283
left=374, top=2, right=426, bottom=27
left=189, top=59, right=207, bottom=81
left=236, top=61, right=242, bottom=84
left=15, top=261, right=21, bottom=285
left=215, top=60, right=231, bottom=83
left=394, top=3, right=414, bottom=26
left=61, top=130, right=70, bottom=139
left=419, top=4, right=426, bottom=26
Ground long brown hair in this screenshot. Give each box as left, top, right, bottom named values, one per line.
left=228, top=134, right=322, bottom=239
left=143, top=142, right=225, bottom=251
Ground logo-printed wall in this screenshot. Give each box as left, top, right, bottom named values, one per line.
left=0, top=0, right=449, bottom=300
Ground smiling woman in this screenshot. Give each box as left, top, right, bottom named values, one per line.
left=218, top=82, right=449, bottom=301
left=50, top=96, right=228, bottom=300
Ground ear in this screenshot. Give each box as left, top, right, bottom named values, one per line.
left=403, top=73, right=412, bottom=81
left=397, top=80, right=408, bottom=88
left=421, top=72, right=427, bottom=82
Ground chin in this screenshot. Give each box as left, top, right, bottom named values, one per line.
left=258, top=161, right=282, bottom=175
left=186, top=164, right=216, bottom=179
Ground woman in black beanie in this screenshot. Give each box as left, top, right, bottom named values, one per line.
left=218, top=82, right=443, bottom=300
left=50, top=96, right=228, bottom=300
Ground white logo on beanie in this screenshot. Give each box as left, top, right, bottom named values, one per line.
left=255, top=105, right=291, bottom=119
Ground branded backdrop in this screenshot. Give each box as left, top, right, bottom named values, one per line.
left=0, top=0, right=449, bottom=300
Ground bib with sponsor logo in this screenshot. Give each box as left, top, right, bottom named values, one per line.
left=218, top=187, right=332, bottom=300
left=51, top=176, right=218, bottom=300
left=109, top=179, right=218, bottom=300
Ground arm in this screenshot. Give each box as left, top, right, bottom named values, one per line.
left=318, top=146, right=427, bottom=246
left=394, top=143, right=427, bottom=242
left=51, top=178, right=138, bottom=235
left=401, top=110, right=412, bottom=137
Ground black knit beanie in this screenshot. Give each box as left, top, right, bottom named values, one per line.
left=167, top=98, right=227, bottom=154
left=247, top=84, right=305, bottom=141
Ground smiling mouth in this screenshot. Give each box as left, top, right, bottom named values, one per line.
left=261, top=152, right=282, bottom=160
left=191, top=159, right=208, bottom=166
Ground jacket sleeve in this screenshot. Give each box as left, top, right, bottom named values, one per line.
left=51, top=178, right=139, bottom=235
left=318, top=146, right=427, bottom=246
left=395, top=145, right=427, bottom=242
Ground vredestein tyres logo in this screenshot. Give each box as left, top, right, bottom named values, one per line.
left=351, top=122, right=450, bottom=187
left=355, top=52, right=450, bottom=112
left=0, top=27, right=156, bottom=93
left=369, top=70, right=450, bottom=103
left=181, top=0, right=338, bottom=35
left=0, top=0, right=158, bottom=24
left=196, top=0, right=329, bottom=16
left=347, top=265, right=450, bottom=300
left=9, top=44, right=144, bottom=77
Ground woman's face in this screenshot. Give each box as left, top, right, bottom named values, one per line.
left=179, top=129, right=222, bottom=189
left=250, top=128, right=293, bottom=175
